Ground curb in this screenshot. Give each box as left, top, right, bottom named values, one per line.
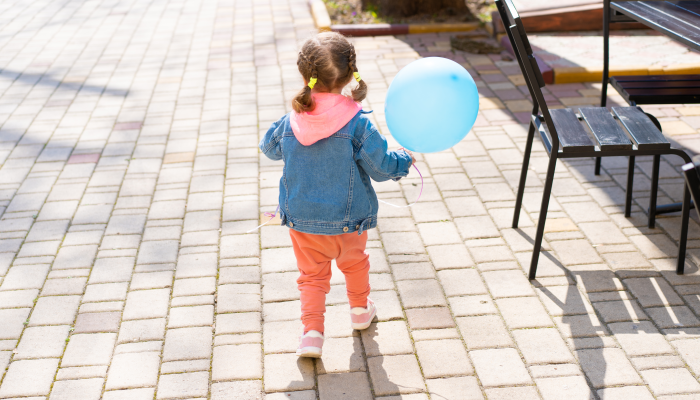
left=309, top=0, right=331, bottom=32
left=500, top=36, right=700, bottom=84
left=555, top=64, right=700, bottom=84
left=308, top=0, right=480, bottom=37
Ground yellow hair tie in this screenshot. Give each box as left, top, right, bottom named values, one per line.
left=308, top=77, right=317, bottom=89
left=353, top=72, right=362, bottom=82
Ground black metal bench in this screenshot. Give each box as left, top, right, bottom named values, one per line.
left=595, top=0, right=700, bottom=226
left=495, top=0, right=693, bottom=280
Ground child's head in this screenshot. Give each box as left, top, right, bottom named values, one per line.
left=293, top=32, right=368, bottom=113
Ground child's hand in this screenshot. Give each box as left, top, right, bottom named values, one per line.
left=398, top=147, right=416, bottom=165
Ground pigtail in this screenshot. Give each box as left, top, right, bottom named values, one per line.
left=348, top=48, right=368, bottom=103
left=293, top=53, right=317, bottom=113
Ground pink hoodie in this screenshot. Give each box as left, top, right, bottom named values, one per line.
left=290, top=93, right=363, bottom=146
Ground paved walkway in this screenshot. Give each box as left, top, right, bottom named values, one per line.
left=3, top=1, right=700, bottom=399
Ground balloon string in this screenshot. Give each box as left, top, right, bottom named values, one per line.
left=377, top=164, right=423, bottom=208
left=247, top=205, right=280, bottom=233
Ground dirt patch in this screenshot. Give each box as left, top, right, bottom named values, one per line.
left=323, top=0, right=477, bottom=25
left=450, top=34, right=503, bottom=54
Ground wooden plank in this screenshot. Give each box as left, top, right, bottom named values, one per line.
left=612, top=107, right=670, bottom=150
left=612, top=2, right=700, bottom=51
left=579, top=107, right=633, bottom=151
left=548, top=108, right=595, bottom=152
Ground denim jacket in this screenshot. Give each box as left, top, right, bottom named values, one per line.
left=259, top=111, right=413, bottom=235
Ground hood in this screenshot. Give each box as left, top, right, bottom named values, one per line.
left=290, top=93, right=363, bottom=146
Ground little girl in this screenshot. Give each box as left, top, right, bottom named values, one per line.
left=259, top=32, right=415, bottom=358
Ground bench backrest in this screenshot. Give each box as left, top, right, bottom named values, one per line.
left=495, top=0, right=560, bottom=149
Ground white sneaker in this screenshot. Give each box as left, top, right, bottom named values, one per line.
left=296, top=330, right=324, bottom=358
left=350, top=298, right=377, bottom=330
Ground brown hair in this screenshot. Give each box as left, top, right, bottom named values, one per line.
left=292, top=32, right=368, bottom=113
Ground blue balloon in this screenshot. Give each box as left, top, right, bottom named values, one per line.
left=385, top=57, right=479, bottom=153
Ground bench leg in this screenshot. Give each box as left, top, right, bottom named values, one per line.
left=648, top=155, right=660, bottom=228
left=513, top=119, right=536, bottom=229
left=529, top=154, right=557, bottom=280
left=678, top=184, right=691, bottom=275
left=595, top=157, right=601, bottom=175
left=625, top=156, right=635, bottom=218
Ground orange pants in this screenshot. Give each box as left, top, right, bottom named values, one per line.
left=290, top=229, right=371, bottom=333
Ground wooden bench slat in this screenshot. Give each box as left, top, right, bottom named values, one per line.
left=548, top=108, right=595, bottom=152
left=613, top=2, right=700, bottom=49
left=612, top=107, right=670, bottom=150
left=579, top=107, right=633, bottom=151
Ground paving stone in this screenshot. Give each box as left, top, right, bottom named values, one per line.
left=391, top=262, right=435, bottom=281
left=536, top=376, right=593, bottom=400
left=176, top=253, right=218, bottom=278
left=417, top=222, right=462, bottom=246
left=318, top=372, right=373, bottom=400
left=123, top=288, right=170, bottom=320
left=137, top=240, right=178, bottom=264
left=29, top=295, right=80, bottom=326
left=367, top=354, right=426, bottom=396
left=53, top=245, right=98, bottom=269
left=482, top=270, right=534, bottom=298
left=642, top=368, right=700, bottom=396
left=553, top=314, right=609, bottom=338
left=156, top=372, right=210, bottom=399
left=160, top=359, right=210, bottom=374
left=426, top=377, right=483, bottom=400
left=449, top=295, right=498, bottom=317
left=497, top=297, right=552, bottom=329
left=426, top=244, right=474, bottom=269
left=596, top=386, right=654, bottom=400
left=168, top=305, right=214, bottom=328
left=405, top=307, right=455, bottom=329
left=484, top=387, right=540, bottom=400
left=536, top=285, right=594, bottom=316
left=130, top=271, right=173, bottom=290
left=316, top=336, right=366, bottom=374
left=361, top=321, right=414, bottom=357
left=631, top=355, right=685, bottom=370
left=0, top=358, right=59, bottom=397
left=216, top=312, right=261, bottom=335
left=73, top=312, right=121, bottom=333
left=14, top=325, right=70, bottom=359
left=456, top=315, right=513, bottom=349
left=512, top=328, right=575, bottom=364
left=471, top=348, right=531, bottom=387
left=0, top=289, right=38, bottom=308
left=262, top=272, right=299, bottom=302
left=646, top=306, right=700, bottom=328
left=416, top=339, right=473, bottom=378
left=217, top=284, right=261, bottom=313
left=576, top=348, right=643, bottom=388
left=162, top=327, right=212, bottom=361
left=105, top=352, right=160, bottom=390
left=437, top=268, right=486, bottom=297
left=62, top=333, right=117, bottom=366
left=101, top=388, right=156, bottom=400
left=220, top=234, right=259, bottom=258
left=263, top=319, right=303, bottom=354
left=211, top=381, right=263, bottom=400
left=381, top=232, right=425, bottom=254
left=395, top=279, right=447, bottom=308
left=25, top=220, right=69, bottom=242
left=117, top=319, right=166, bottom=344
left=89, top=258, right=134, bottom=283
left=49, top=378, right=104, bottom=400
left=550, top=239, right=603, bottom=265
left=624, top=277, right=684, bottom=307
left=608, top=321, right=674, bottom=356
left=264, top=353, right=315, bottom=392
left=1, top=264, right=50, bottom=290
left=674, top=339, right=700, bottom=375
